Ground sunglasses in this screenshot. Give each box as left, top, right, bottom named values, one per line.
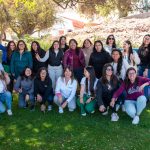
left=108, top=38, right=114, bottom=40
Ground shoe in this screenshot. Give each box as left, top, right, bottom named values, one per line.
left=132, top=116, right=139, bottom=125
left=24, top=102, right=29, bottom=108
left=59, top=107, right=64, bottom=114
left=69, top=108, right=74, bottom=112
left=115, top=104, right=120, bottom=111
left=30, top=105, right=35, bottom=111
left=91, top=110, right=95, bottom=114
left=102, top=110, right=108, bottom=116
left=122, top=104, right=126, bottom=112
left=7, top=109, right=12, bottom=116
left=111, top=113, right=119, bottom=121
left=81, top=104, right=86, bottom=116
left=48, top=105, right=52, bottom=111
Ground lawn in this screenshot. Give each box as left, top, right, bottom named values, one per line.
left=0, top=94, right=150, bottom=150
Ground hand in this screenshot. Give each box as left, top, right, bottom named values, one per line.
left=130, top=54, right=135, bottom=61
left=35, top=53, right=40, bottom=61
left=61, top=101, right=68, bottom=109
left=138, top=84, right=145, bottom=92
left=110, top=98, right=116, bottom=107
left=37, top=94, right=42, bottom=102
left=86, top=97, right=92, bottom=104
left=18, top=88, right=22, bottom=93
left=143, top=69, right=148, bottom=77
left=80, top=97, right=84, bottom=104
left=25, top=94, right=30, bottom=102
left=99, top=105, right=106, bottom=112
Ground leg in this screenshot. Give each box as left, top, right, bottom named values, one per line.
left=3, top=91, right=12, bottom=110
left=0, top=101, right=6, bottom=113
left=48, top=65, right=56, bottom=90
left=73, top=68, right=83, bottom=84
left=55, top=65, right=63, bottom=89
left=85, top=99, right=96, bottom=113
left=136, top=95, right=147, bottom=116
left=29, top=94, right=35, bottom=106
left=18, top=93, right=26, bottom=108
left=124, top=100, right=136, bottom=118
left=47, top=94, right=54, bottom=105
left=68, top=96, right=76, bottom=111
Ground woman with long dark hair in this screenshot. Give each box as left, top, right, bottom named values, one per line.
left=77, top=66, right=98, bottom=116
left=104, top=35, right=116, bottom=55
left=82, top=39, right=93, bottom=66
left=59, top=36, right=69, bottom=52
left=54, top=66, right=77, bottom=113
left=89, top=40, right=111, bottom=79
left=96, top=64, right=120, bottom=121
left=63, top=39, right=85, bottom=83
left=111, top=67, right=150, bottom=125
left=31, top=41, right=47, bottom=75
left=122, top=40, right=140, bottom=71
left=14, top=67, right=34, bottom=110
left=36, top=40, right=63, bottom=89
left=138, top=34, right=150, bottom=77
left=10, top=40, right=33, bottom=79
left=34, top=67, right=53, bottom=112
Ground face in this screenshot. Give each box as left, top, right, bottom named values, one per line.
left=32, top=43, right=38, bottom=51
left=40, top=70, right=47, bottom=80
left=18, top=42, right=25, bottom=50
left=64, top=68, right=72, bottom=78
left=106, top=66, right=113, bottom=76
left=123, top=42, right=130, bottom=50
left=69, top=41, right=77, bottom=50
left=128, top=70, right=136, bottom=82
left=61, top=37, right=66, bottom=45
left=95, top=42, right=102, bottom=52
left=84, top=40, right=91, bottom=48
left=108, top=36, right=115, bottom=44
left=112, top=51, right=120, bottom=62
left=84, top=68, right=90, bottom=78
left=25, top=68, right=32, bottom=77
left=9, top=42, right=16, bottom=50
left=143, top=36, right=150, bottom=46
left=53, top=42, right=59, bottom=50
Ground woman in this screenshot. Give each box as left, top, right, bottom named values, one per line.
left=31, top=41, right=47, bottom=75
left=10, top=40, right=33, bottom=79
left=122, top=40, right=140, bottom=71
left=89, top=40, right=111, bottom=79
left=104, top=35, right=116, bottom=55
left=96, top=64, right=120, bottom=121
left=82, top=39, right=93, bottom=66
left=14, top=67, right=34, bottom=110
left=34, top=67, right=53, bottom=112
left=0, top=70, right=12, bottom=115
left=36, top=40, right=63, bottom=89
left=111, top=67, right=150, bottom=125
left=59, top=36, right=69, bottom=52
left=138, top=34, right=150, bottom=77
left=54, top=66, right=77, bottom=113
left=63, top=39, right=85, bottom=83
left=77, top=66, right=98, bottom=116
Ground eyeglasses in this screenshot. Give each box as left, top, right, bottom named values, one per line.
left=106, top=68, right=113, bottom=71
left=10, top=45, right=15, bottom=46
left=128, top=72, right=136, bottom=75
left=108, top=38, right=114, bottom=40
left=145, top=38, right=150, bottom=40
left=19, top=43, right=24, bottom=46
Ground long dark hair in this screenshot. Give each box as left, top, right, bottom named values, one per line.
left=124, top=67, right=138, bottom=89
left=93, top=40, right=105, bottom=53
left=69, top=39, right=80, bottom=55
left=82, top=39, right=93, bottom=48
left=31, top=41, right=42, bottom=55
left=101, top=63, right=118, bottom=86
left=17, top=40, right=28, bottom=51
left=85, top=66, right=96, bottom=96
left=0, top=70, right=6, bottom=81
left=106, top=34, right=116, bottom=48
left=6, top=41, right=16, bottom=59
left=111, top=49, right=123, bottom=76
left=140, top=34, right=150, bottom=48
left=49, top=40, right=60, bottom=52
left=20, top=67, right=33, bottom=80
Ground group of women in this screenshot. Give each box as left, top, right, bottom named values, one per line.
left=0, top=34, right=150, bottom=125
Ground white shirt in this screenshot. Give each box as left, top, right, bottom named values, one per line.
left=0, top=63, right=4, bottom=71
left=0, top=80, right=6, bottom=93
left=55, top=77, right=77, bottom=102
left=80, top=77, right=98, bottom=95
left=104, top=45, right=112, bottom=55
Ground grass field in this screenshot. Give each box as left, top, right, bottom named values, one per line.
left=0, top=94, right=150, bottom=150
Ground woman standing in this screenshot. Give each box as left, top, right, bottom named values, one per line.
left=82, top=39, right=93, bottom=66
left=77, top=66, right=98, bottom=116
left=36, top=40, right=63, bottom=89
left=89, top=40, right=111, bottom=79
left=34, top=67, right=53, bottom=112
left=96, top=64, right=120, bottom=121
left=54, top=66, right=77, bottom=113
left=63, top=39, right=85, bottom=83
left=111, top=67, right=150, bottom=125
left=59, top=36, right=69, bottom=52
left=10, top=40, right=33, bottom=79
left=31, top=41, right=47, bottom=75
left=104, top=35, right=116, bottom=55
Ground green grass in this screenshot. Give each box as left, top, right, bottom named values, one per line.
left=0, top=95, right=150, bottom=150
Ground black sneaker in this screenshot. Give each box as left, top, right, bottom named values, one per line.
left=30, top=105, right=35, bottom=111
left=24, top=103, right=29, bottom=108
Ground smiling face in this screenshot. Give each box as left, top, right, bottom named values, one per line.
left=60, top=37, right=66, bottom=45
left=84, top=68, right=90, bottom=78
left=64, top=68, right=72, bottom=79
left=84, top=40, right=91, bottom=49
left=128, top=69, right=136, bottom=83
left=69, top=40, right=77, bottom=50
left=18, top=42, right=25, bottom=51
left=40, top=70, right=47, bottom=80
left=106, top=66, right=113, bottom=76
left=123, top=42, right=130, bottom=51
left=53, top=42, right=59, bottom=50
left=25, top=68, right=32, bottom=77
left=95, top=42, right=102, bottom=52
left=9, top=42, right=16, bottom=51
left=32, top=42, right=38, bottom=51
left=143, top=35, right=150, bottom=46
left=108, top=36, right=115, bottom=44
left=112, top=51, right=120, bottom=62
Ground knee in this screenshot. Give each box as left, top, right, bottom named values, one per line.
left=54, top=95, right=58, bottom=104
left=125, top=107, right=136, bottom=118
left=0, top=105, right=6, bottom=113
left=5, top=91, right=12, bottom=99
left=137, top=96, right=147, bottom=104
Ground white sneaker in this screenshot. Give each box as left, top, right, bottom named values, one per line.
left=68, top=108, right=74, bottom=112
left=48, top=105, right=52, bottom=111
left=115, top=104, right=120, bottom=111
left=59, top=107, right=64, bottom=114
left=122, top=104, right=126, bottom=112
left=132, top=116, right=139, bottom=125
left=111, top=113, right=119, bottom=121
left=102, top=110, right=108, bottom=116
left=7, top=109, right=12, bottom=116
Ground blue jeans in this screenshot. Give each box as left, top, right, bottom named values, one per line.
left=0, top=91, right=12, bottom=113
left=124, top=95, right=147, bottom=118
left=19, top=93, right=34, bottom=108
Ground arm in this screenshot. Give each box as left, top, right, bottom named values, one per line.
left=39, top=51, right=49, bottom=62
left=28, top=52, right=33, bottom=69
left=4, top=73, right=10, bottom=85
left=28, top=79, right=34, bottom=94
left=14, top=76, right=21, bottom=91
left=34, top=79, right=39, bottom=97
left=133, top=51, right=140, bottom=65
left=0, top=44, right=6, bottom=52
left=55, top=77, right=61, bottom=94
left=63, top=51, right=68, bottom=68
left=10, top=52, right=15, bottom=75
left=79, top=49, right=85, bottom=67
left=88, top=53, right=93, bottom=66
